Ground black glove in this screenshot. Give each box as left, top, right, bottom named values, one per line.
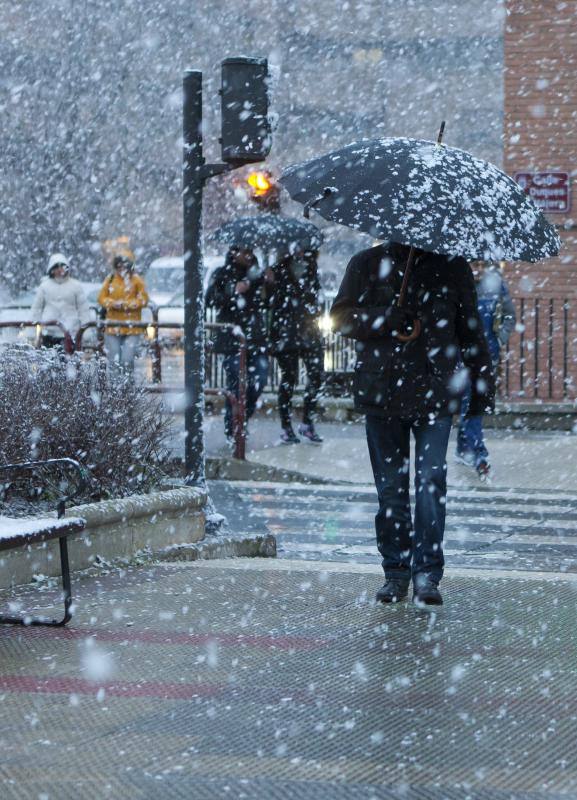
left=385, top=306, right=415, bottom=334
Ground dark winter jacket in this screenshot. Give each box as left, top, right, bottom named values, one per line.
left=269, top=254, right=323, bottom=354
left=205, top=255, right=268, bottom=355
left=330, top=244, right=495, bottom=418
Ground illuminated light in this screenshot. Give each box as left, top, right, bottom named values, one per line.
left=247, top=171, right=272, bottom=196
left=317, top=312, right=333, bottom=335
left=146, top=326, right=156, bottom=340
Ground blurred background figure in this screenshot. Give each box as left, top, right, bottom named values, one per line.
left=206, top=246, right=271, bottom=444
left=456, top=260, right=516, bottom=479
left=97, top=250, right=149, bottom=374
left=31, top=252, right=90, bottom=351
left=269, top=249, right=324, bottom=444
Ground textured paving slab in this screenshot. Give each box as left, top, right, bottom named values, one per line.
left=1, top=559, right=576, bottom=798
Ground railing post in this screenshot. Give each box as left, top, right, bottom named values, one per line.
left=235, top=334, right=247, bottom=460
left=150, top=307, right=162, bottom=384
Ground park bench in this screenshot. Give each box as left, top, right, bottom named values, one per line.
left=0, top=458, right=87, bottom=627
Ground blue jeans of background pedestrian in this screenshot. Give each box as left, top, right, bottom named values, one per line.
left=456, top=358, right=499, bottom=467
left=365, top=414, right=452, bottom=584
left=223, top=352, right=269, bottom=437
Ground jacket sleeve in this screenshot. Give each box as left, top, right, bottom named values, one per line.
left=455, top=260, right=496, bottom=416
left=30, top=285, right=45, bottom=320
left=97, top=277, right=114, bottom=309
left=75, top=283, right=92, bottom=327
left=330, top=254, right=393, bottom=340
left=498, top=281, right=516, bottom=345
left=206, top=268, right=235, bottom=310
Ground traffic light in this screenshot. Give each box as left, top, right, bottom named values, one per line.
left=221, top=57, right=271, bottom=165
left=246, top=170, right=280, bottom=212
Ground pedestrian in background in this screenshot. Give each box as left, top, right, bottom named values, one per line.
left=331, top=243, right=494, bottom=607
left=97, top=250, right=149, bottom=374
left=206, top=246, right=271, bottom=443
left=455, top=260, right=516, bottom=480
left=31, top=253, right=91, bottom=351
left=269, top=249, right=324, bottom=444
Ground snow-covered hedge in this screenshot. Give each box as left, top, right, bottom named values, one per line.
left=0, top=345, right=170, bottom=502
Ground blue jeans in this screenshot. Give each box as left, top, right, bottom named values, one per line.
left=104, top=334, right=141, bottom=373
left=365, top=414, right=452, bottom=583
left=223, top=352, right=269, bottom=437
left=456, top=359, right=498, bottom=466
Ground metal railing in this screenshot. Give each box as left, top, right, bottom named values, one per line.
left=0, top=320, right=75, bottom=354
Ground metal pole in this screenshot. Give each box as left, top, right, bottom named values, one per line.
left=183, top=70, right=205, bottom=485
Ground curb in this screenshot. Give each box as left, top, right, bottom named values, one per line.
left=155, top=532, right=277, bottom=562
left=206, top=456, right=347, bottom=484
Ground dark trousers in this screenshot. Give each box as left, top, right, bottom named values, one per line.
left=223, top=352, right=269, bottom=437
left=276, top=344, right=323, bottom=428
left=365, top=413, right=452, bottom=583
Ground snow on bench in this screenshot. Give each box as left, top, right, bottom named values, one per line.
left=0, top=515, right=86, bottom=551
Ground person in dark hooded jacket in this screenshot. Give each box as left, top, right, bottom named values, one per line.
left=331, top=243, right=494, bottom=607
left=269, top=249, right=324, bottom=444
left=206, top=247, right=271, bottom=441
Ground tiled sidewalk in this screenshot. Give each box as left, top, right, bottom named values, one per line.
left=1, top=559, right=576, bottom=799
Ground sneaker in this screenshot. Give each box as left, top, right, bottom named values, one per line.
left=375, top=578, right=410, bottom=604
left=413, top=575, right=443, bottom=608
left=476, top=460, right=491, bottom=482
left=298, top=423, right=323, bottom=444
left=454, top=450, right=475, bottom=467
left=280, top=425, right=300, bottom=445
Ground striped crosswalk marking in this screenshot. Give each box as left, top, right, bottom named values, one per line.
left=217, top=480, right=577, bottom=575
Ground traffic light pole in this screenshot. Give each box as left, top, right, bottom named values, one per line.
left=183, top=70, right=205, bottom=486
left=182, top=71, right=238, bottom=485
left=183, top=63, right=269, bottom=485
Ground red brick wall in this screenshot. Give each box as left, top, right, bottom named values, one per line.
left=503, top=1, right=577, bottom=400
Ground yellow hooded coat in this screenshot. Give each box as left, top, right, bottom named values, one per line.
left=97, top=272, right=149, bottom=336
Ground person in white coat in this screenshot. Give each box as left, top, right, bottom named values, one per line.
left=31, top=253, right=91, bottom=351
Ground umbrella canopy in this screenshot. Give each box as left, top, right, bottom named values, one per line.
left=211, top=214, right=323, bottom=253
left=280, top=137, right=560, bottom=263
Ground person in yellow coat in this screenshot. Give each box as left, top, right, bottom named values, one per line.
left=97, top=250, right=149, bottom=373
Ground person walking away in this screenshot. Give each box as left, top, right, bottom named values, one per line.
left=331, top=243, right=494, bottom=607
left=205, top=247, right=271, bottom=443
left=97, top=250, right=149, bottom=374
left=455, top=261, right=516, bottom=480
left=269, top=249, right=325, bottom=444
left=31, top=253, right=91, bottom=351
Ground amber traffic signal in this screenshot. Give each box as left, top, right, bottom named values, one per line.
left=246, top=170, right=280, bottom=211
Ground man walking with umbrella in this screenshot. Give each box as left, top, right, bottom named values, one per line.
left=269, top=248, right=325, bottom=444
left=280, top=125, right=559, bottom=607
left=206, top=246, right=271, bottom=443
left=331, top=243, right=494, bottom=606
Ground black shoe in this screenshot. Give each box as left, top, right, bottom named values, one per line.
left=413, top=575, right=443, bottom=607
left=375, top=578, right=410, bottom=604
left=476, top=460, right=491, bottom=482
left=298, top=423, right=324, bottom=444
left=280, top=425, right=300, bottom=445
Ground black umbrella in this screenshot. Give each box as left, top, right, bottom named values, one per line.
left=279, top=132, right=560, bottom=264
left=211, top=214, right=323, bottom=253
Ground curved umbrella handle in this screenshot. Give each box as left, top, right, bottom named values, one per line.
left=394, top=318, right=421, bottom=343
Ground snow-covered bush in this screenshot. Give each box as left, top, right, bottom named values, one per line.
left=0, top=345, right=170, bottom=501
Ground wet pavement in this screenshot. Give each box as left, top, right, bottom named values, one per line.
left=1, top=558, right=577, bottom=799
left=3, top=419, right=577, bottom=797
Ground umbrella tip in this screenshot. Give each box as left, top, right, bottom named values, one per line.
left=437, top=121, right=446, bottom=145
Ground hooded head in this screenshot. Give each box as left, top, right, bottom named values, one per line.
left=113, top=249, right=136, bottom=275
left=47, top=253, right=70, bottom=282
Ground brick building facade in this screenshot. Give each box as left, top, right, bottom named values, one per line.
left=502, top=0, right=577, bottom=401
